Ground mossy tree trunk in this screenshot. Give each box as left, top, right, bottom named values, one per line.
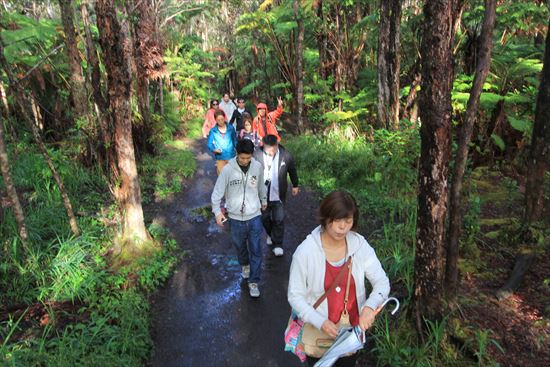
left=95, top=0, right=150, bottom=247
left=80, top=0, right=115, bottom=175
left=414, top=0, right=454, bottom=329
left=446, top=0, right=496, bottom=301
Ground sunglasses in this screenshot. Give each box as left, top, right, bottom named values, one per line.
left=212, top=102, right=219, bottom=106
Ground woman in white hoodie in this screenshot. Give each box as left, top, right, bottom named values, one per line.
left=287, top=190, right=390, bottom=366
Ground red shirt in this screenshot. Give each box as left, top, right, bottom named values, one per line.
left=324, top=260, right=360, bottom=326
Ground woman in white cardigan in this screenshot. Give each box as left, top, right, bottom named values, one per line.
left=287, top=190, right=390, bottom=366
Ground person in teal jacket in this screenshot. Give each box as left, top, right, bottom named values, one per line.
left=208, top=109, right=237, bottom=175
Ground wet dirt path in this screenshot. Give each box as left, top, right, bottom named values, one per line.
left=148, top=138, right=319, bottom=367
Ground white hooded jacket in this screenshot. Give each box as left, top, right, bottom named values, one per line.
left=211, top=158, right=267, bottom=221
left=287, top=225, right=390, bottom=330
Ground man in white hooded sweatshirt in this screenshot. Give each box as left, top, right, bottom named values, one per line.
left=212, top=139, right=267, bottom=297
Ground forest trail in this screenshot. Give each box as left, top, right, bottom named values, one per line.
left=147, top=138, right=318, bottom=367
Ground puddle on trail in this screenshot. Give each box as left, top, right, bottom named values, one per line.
left=179, top=206, right=211, bottom=222
left=174, top=205, right=226, bottom=233
left=169, top=252, right=242, bottom=300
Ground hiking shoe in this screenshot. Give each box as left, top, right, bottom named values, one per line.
left=241, top=265, right=250, bottom=279
left=266, top=236, right=272, bottom=245
left=272, top=247, right=284, bottom=257
left=248, top=283, right=260, bottom=298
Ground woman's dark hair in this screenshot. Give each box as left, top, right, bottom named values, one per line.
left=236, top=139, right=255, bottom=154
left=210, top=99, right=219, bottom=107
left=214, top=109, right=225, bottom=119
left=319, top=190, right=359, bottom=230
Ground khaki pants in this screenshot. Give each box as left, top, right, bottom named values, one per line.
left=216, top=160, right=229, bottom=175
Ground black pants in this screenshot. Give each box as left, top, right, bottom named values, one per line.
left=306, top=353, right=358, bottom=367
left=261, top=200, right=285, bottom=247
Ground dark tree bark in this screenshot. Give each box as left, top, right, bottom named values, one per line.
left=312, top=0, right=328, bottom=80
left=524, top=18, right=550, bottom=224
left=80, top=0, right=106, bottom=110
left=294, top=0, right=305, bottom=133
left=58, top=0, right=89, bottom=121
left=128, top=0, right=157, bottom=154
left=378, top=0, right=402, bottom=130
left=414, top=0, right=454, bottom=327
left=388, top=0, right=402, bottom=131
left=377, top=0, right=390, bottom=129
left=0, top=100, right=29, bottom=250
left=80, top=0, right=114, bottom=174
left=446, top=0, right=496, bottom=300
left=0, top=43, right=80, bottom=236
left=95, top=0, right=149, bottom=244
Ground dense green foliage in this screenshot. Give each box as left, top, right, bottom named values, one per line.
left=287, top=130, right=517, bottom=366
left=1, top=0, right=549, bottom=365
left=0, top=136, right=185, bottom=365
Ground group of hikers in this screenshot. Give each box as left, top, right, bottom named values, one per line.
left=204, top=93, right=391, bottom=366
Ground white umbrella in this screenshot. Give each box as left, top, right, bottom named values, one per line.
left=314, top=297, right=400, bottom=367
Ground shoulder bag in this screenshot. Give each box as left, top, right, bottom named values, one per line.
left=284, top=256, right=353, bottom=361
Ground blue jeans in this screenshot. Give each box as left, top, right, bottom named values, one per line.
left=229, top=215, right=263, bottom=283
left=261, top=201, right=285, bottom=247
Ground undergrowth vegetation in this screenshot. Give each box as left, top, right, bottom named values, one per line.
left=1, top=128, right=192, bottom=366
left=140, top=140, right=197, bottom=201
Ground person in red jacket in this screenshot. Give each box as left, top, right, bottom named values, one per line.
left=202, top=99, right=227, bottom=138
left=252, top=96, right=283, bottom=141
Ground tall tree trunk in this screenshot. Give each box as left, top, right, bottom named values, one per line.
left=313, top=0, right=328, bottom=80
left=378, top=0, right=402, bottom=130
left=414, top=0, right=454, bottom=328
left=0, top=43, right=80, bottom=236
left=446, top=0, right=496, bottom=300
left=0, top=104, right=29, bottom=250
left=95, top=0, right=149, bottom=245
left=58, top=0, right=89, bottom=121
left=129, top=0, right=163, bottom=155
left=388, top=0, right=402, bottom=131
left=128, top=0, right=149, bottom=140
left=294, top=0, right=305, bottom=133
left=524, top=18, right=550, bottom=224
left=377, top=0, right=390, bottom=129
left=80, top=0, right=115, bottom=174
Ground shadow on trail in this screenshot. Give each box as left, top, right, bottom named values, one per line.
left=148, top=138, right=318, bottom=367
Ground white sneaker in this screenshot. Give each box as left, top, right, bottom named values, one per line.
left=241, top=265, right=250, bottom=279
left=272, top=247, right=284, bottom=257
left=248, top=282, right=260, bottom=298
left=266, top=236, right=272, bottom=245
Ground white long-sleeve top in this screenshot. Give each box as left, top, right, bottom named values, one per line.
left=288, top=226, right=390, bottom=331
